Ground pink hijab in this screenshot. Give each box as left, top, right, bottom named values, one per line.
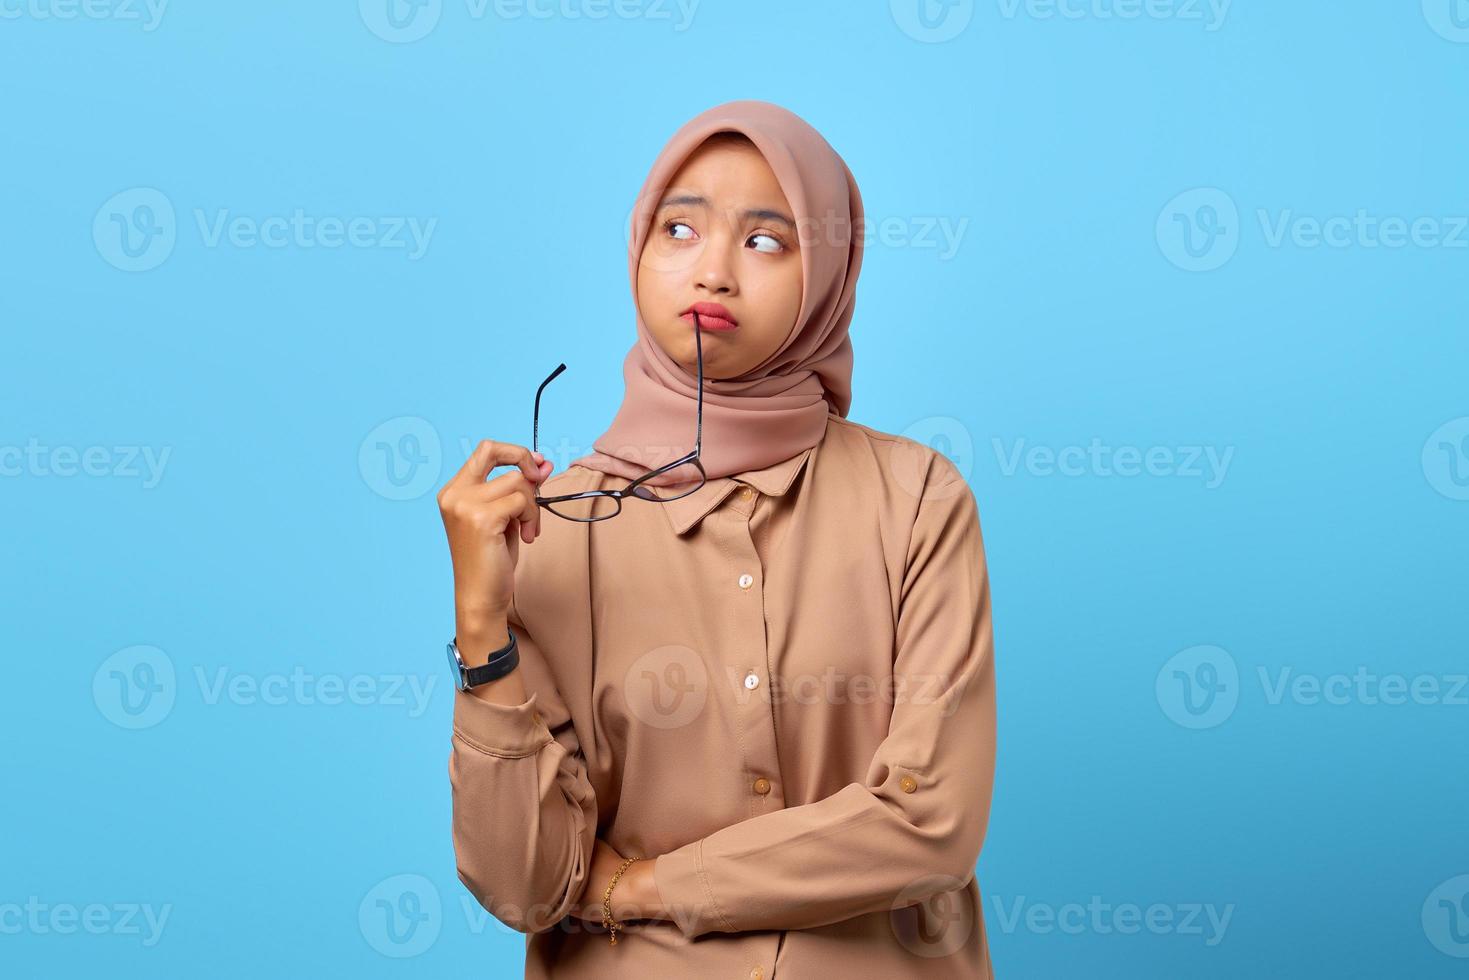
left=568, top=99, right=864, bottom=487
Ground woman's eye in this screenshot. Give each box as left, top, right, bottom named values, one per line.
left=749, top=233, right=783, bottom=254
left=664, top=220, right=695, bottom=241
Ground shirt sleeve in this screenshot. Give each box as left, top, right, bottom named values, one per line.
left=448, top=591, right=599, bottom=934
left=652, top=457, right=997, bottom=938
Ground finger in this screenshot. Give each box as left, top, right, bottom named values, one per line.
left=453, top=439, right=542, bottom=489
left=506, top=517, right=522, bottom=562
left=474, top=477, right=540, bottom=542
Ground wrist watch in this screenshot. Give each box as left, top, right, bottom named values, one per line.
left=446, top=629, right=519, bottom=691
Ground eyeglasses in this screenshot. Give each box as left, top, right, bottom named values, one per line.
left=533, top=311, right=708, bottom=521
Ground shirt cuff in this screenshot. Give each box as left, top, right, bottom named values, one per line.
left=654, top=839, right=735, bottom=938
left=451, top=688, right=552, bottom=758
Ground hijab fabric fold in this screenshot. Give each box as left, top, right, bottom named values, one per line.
left=568, top=99, right=864, bottom=487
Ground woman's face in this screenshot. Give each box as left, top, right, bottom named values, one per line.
left=637, top=137, right=803, bottom=381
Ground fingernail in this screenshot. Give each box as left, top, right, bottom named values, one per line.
left=532, top=451, right=545, bottom=463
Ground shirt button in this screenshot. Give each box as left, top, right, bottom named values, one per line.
left=750, top=969, right=763, bottom=980
left=738, top=573, right=754, bottom=590
left=753, top=777, right=771, bottom=795
left=900, top=775, right=918, bottom=794
left=744, top=672, right=760, bottom=690
left=740, top=486, right=756, bottom=501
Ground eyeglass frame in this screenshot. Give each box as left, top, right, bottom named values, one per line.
left=532, top=310, right=708, bottom=521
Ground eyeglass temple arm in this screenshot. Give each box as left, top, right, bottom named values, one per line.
left=531, top=311, right=702, bottom=461
left=533, top=362, right=567, bottom=454
left=692, top=311, right=703, bottom=454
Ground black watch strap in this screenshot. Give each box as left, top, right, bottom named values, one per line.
left=459, top=630, right=519, bottom=688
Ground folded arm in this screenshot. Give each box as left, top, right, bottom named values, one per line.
left=449, top=597, right=599, bottom=934
left=652, top=458, right=998, bottom=938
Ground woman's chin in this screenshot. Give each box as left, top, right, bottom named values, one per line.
left=651, top=333, right=733, bottom=377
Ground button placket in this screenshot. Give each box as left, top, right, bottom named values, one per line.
left=716, top=484, right=785, bottom=816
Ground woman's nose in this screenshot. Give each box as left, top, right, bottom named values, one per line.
left=695, top=236, right=737, bottom=294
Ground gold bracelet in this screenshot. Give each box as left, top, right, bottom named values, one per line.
left=601, top=856, right=640, bottom=946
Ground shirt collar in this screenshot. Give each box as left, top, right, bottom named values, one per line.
left=661, top=445, right=815, bottom=536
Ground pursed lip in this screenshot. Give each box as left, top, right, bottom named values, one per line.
left=681, top=302, right=739, bottom=329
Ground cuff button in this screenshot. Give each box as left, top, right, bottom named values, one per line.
left=899, top=775, right=918, bottom=794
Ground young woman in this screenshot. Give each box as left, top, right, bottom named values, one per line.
left=439, top=100, right=997, bottom=978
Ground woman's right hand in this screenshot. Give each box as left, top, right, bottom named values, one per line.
left=437, top=439, right=554, bottom=649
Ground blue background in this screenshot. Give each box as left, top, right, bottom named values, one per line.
left=3, top=1, right=1467, bottom=976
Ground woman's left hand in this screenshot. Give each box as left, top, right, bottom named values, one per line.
left=570, top=839, right=657, bottom=924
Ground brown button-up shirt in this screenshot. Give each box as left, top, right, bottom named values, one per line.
left=449, top=411, right=998, bottom=978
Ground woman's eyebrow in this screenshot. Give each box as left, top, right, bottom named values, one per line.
left=657, top=194, right=795, bottom=231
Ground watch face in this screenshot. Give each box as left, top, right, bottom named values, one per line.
left=446, top=642, right=468, bottom=692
